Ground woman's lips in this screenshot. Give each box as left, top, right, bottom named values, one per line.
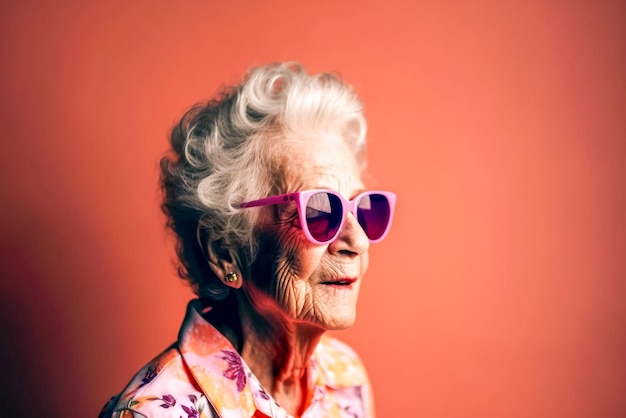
left=321, top=278, right=356, bottom=286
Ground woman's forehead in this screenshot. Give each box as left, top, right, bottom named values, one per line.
left=276, top=136, right=363, bottom=192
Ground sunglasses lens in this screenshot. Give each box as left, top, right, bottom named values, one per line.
left=305, top=192, right=343, bottom=243
left=357, top=193, right=391, bottom=241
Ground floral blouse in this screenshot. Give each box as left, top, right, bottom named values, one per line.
left=99, top=300, right=373, bottom=418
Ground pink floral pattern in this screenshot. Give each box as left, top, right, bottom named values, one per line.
left=100, top=300, right=373, bottom=417
left=218, top=350, right=247, bottom=392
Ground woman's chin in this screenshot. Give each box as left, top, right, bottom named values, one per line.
left=320, top=309, right=358, bottom=331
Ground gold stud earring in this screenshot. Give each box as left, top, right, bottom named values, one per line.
left=225, top=272, right=238, bottom=283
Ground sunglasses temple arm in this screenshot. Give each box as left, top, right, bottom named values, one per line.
left=239, top=194, right=293, bottom=208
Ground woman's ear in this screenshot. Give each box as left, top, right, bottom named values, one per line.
left=206, top=240, right=243, bottom=289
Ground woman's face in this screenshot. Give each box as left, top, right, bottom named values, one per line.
left=250, top=133, right=370, bottom=331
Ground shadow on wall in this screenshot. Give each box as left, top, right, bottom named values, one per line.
left=0, top=251, right=69, bottom=416
left=0, top=206, right=109, bottom=417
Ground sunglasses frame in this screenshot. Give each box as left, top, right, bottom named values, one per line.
left=240, top=189, right=396, bottom=245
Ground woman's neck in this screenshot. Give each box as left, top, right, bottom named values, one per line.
left=236, top=292, right=324, bottom=416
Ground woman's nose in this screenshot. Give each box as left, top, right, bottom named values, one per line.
left=328, top=212, right=370, bottom=256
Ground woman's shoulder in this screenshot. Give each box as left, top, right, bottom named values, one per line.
left=99, top=344, right=216, bottom=418
left=317, top=335, right=363, bottom=361
left=314, top=335, right=369, bottom=387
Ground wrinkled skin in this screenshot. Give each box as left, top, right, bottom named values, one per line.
left=248, top=133, right=371, bottom=332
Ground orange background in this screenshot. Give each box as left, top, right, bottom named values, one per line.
left=0, top=1, right=624, bottom=417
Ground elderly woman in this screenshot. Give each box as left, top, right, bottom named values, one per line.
left=100, top=62, right=395, bottom=418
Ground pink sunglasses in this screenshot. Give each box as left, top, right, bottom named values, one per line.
left=240, top=189, right=396, bottom=245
